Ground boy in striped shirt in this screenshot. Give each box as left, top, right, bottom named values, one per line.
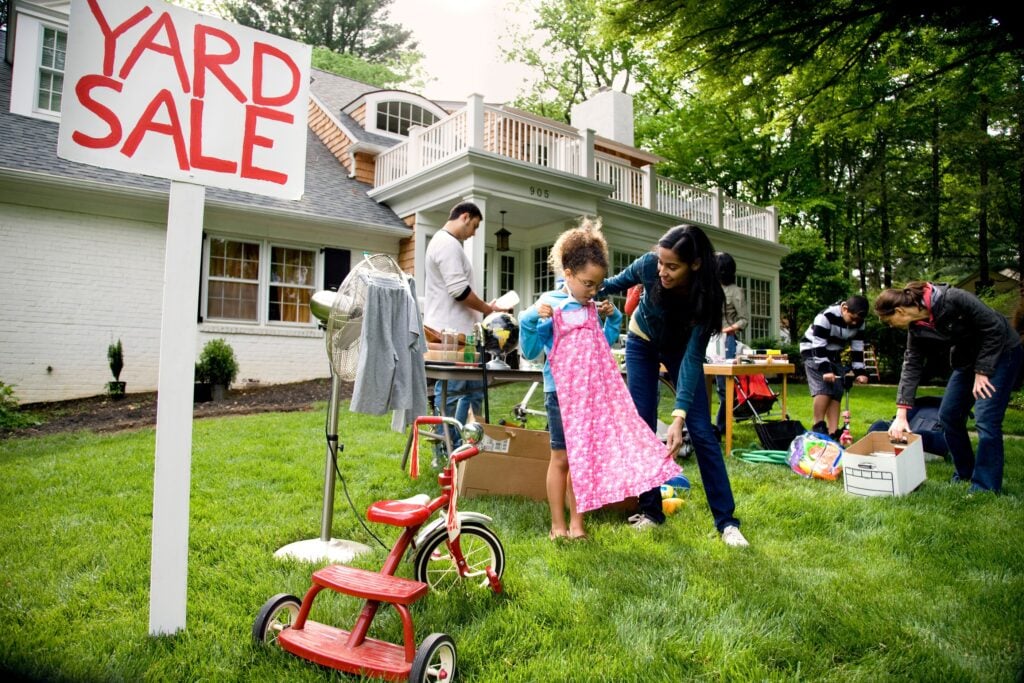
left=799, top=296, right=871, bottom=439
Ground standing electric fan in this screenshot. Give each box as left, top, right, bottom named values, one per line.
left=274, top=254, right=407, bottom=563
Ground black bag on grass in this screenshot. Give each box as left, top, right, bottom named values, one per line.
left=754, top=419, right=806, bottom=451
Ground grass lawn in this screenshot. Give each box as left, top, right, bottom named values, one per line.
left=2, top=381, right=1023, bottom=681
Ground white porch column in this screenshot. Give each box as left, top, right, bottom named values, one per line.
left=408, top=126, right=423, bottom=173
left=466, top=94, right=485, bottom=150
left=414, top=213, right=436, bottom=300
left=712, top=186, right=724, bottom=230
left=642, top=165, right=655, bottom=210
left=463, top=195, right=487, bottom=294
left=767, top=205, right=779, bottom=242
left=580, top=128, right=595, bottom=180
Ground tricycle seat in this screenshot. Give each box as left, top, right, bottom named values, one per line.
left=366, top=495, right=432, bottom=528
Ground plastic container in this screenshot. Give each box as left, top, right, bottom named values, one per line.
left=495, top=290, right=519, bottom=310
left=464, top=333, right=476, bottom=362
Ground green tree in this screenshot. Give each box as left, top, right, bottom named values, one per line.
left=223, top=0, right=416, bottom=62
left=778, top=227, right=851, bottom=343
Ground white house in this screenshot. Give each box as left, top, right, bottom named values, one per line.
left=1, top=0, right=787, bottom=404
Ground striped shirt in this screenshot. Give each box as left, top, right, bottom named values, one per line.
left=799, top=303, right=866, bottom=374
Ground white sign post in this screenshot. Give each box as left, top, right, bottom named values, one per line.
left=58, top=0, right=311, bottom=634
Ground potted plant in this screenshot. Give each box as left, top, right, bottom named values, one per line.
left=107, top=339, right=126, bottom=398
left=196, top=338, right=238, bottom=401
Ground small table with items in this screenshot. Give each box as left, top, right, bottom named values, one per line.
left=703, top=361, right=796, bottom=455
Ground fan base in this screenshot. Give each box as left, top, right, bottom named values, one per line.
left=486, top=358, right=511, bottom=370
left=273, top=538, right=373, bottom=564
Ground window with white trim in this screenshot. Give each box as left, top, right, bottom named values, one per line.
left=737, top=275, right=772, bottom=342
left=204, top=237, right=318, bottom=325
left=376, top=100, right=439, bottom=136
left=37, top=27, right=66, bottom=113
left=533, top=246, right=555, bottom=296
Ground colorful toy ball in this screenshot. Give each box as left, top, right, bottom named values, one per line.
left=664, top=474, right=691, bottom=492
left=660, top=484, right=675, bottom=499
left=662, top=498, right=685, bottom=515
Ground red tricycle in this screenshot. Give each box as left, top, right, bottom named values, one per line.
left=253, top=416, right=504, bottom=682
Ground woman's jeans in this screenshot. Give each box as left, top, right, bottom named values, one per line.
left=715, top=334, right=738, bottom=434
left=940, top=344, right=1023, bottom=493
left=625, top=333, right=739, bottom=531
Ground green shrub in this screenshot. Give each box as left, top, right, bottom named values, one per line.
left=0, top=381, right=39, bottom=430
left=107, top=339, right=124, bottom=381
left=195, top=339, right=239, bottom=388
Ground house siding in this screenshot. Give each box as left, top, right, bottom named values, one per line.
left=308, top=99, right=353, bottom=174
left=0, top=204, right=166, bottom=403
left=398, top=215, right=416, bottom=273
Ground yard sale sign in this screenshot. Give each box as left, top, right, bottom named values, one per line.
left=57, top=0, right=311, bottom=200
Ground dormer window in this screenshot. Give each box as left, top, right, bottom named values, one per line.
left=37, top=27, right=66, bottom=113
left=376, top=100, right=439, bottom=136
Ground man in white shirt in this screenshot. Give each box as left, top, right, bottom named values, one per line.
left=424, top=201, right=506, bottom=448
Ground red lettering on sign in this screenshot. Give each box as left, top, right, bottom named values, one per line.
left=193, top=25, right=245, bottom=103
left=241, top=105, right=292, bottom=184
left=189, top=98, right=237, bottom=173
left=118, top=12, right=190, bottom=94
left=251, top=42, right=300, bottom=107
left=85, top=0, right=152, bottom=78
left=121, top=89, right=189, bottom=171
left=71, top=74, right=123, bottom=148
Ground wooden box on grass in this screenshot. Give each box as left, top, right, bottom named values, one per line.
left=843, top=432, right=926, bottom=497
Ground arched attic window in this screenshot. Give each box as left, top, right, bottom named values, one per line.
left=353, top=92, right=447, bottom=139
left=375, top=100, right=439, bottom=136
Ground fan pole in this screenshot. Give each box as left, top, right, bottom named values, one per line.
left=273, top=370, right=372, bottom=563
left=319, top=372, right=342, bottom=540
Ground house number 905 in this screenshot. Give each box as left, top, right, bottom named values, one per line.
left=529, top=186, right=550, bottom=199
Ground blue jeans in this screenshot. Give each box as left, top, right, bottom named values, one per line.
left=625, top=334, right=739, bottom=531
left=715, top=334, right=738, bottom=434
left=433, top=379, right=484, bottom=450
left=939, top=345, right=1022, bottom=493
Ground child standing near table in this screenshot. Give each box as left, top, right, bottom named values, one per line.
left=519, top=218, right=681, bottom=540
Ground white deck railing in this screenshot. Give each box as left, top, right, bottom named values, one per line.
left=656, top=176, right=717, bottom=226
left=372, top=99, right=776, bottom=242
left=483, top=108, right=581, bottom=175
left=595, top=153, right=646, bottom=205
left=723, top=196, right=775, bottom=241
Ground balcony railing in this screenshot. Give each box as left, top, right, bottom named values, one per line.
left=372, top=97, right=777, bottom=242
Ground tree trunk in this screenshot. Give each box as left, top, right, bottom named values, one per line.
left=977, top=98, right=992, bottom=295
left=929, top=100, right=941, bottom=263
left=878, top=132, right=892, bottom=288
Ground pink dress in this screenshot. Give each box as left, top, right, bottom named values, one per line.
left=548, top=303, right=682, bottom=512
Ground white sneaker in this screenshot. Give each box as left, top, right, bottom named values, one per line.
left=721, top=525, right=749, bottom=547
left=629, top=514, right=658, bottom=531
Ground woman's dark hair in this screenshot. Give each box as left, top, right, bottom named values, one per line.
left=653, top=224, right=724, bottom=338
left=716, top=252, right=736, bottom=286
left=874, top=281, right=928, bottom=318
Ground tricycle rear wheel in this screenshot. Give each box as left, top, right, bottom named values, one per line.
left=252, top=593, right=301, bottom=646
left=410, top=633, right=456, bottom=682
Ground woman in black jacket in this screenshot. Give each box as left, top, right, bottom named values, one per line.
left=874, top=282, right=1022, bottom=493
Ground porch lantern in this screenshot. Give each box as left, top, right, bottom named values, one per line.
left=496, top=210, right=511, bottom=252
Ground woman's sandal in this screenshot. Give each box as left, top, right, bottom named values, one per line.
left=549, top=530, right=569, bottom=541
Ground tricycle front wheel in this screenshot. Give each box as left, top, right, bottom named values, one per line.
left=252, top=593, right=301, bottom=646
left=414, top=522, right=505, bottom=592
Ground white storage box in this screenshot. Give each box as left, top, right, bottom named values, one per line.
left=843, top=432, right=926, bottom=497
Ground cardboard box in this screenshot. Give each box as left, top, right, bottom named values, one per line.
left=457, top=423, right=642, bottom=514
left=458, top=422, right=551, bottom=500
left=843, top=432, right=926, bottom=497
